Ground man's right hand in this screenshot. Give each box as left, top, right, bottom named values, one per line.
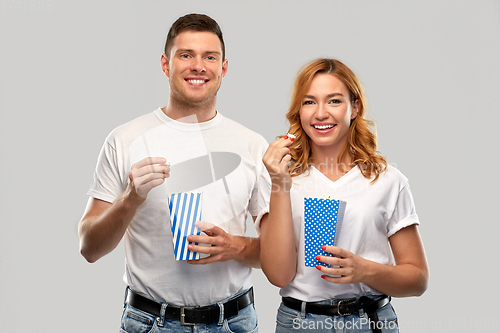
left=128, top=157, right=170, bottom=199
left=79, top=156, right=170, bottom=263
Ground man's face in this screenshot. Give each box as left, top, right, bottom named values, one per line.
left=162, top=31, right=228, bottom=107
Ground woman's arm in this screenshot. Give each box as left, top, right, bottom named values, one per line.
left=260, top=194, right=297, bottom=288
left=259, top=136, right=297, bottom=288
left=317, top=225, right=429, bottom=297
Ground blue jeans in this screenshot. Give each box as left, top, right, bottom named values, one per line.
left=119, top=288, right=258, bottom=333
left=275, top=296, right=398, bottom=333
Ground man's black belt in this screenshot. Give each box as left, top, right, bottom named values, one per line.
left=126, top=287, right=254, bottom=325
left=282, top=295, right=390, bottom=333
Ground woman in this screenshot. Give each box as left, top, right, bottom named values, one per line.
left=259, top=58, right=428, bottom=333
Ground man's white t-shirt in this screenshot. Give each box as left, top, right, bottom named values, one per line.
left=88, top=108, right=270, bottom=306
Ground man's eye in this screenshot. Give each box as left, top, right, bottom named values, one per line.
left=206, top=56, right=216, bottom=60
left=180, top=54, right=190, bottom=59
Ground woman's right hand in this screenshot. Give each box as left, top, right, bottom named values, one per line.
left=262, top=135, right=294, bottom=192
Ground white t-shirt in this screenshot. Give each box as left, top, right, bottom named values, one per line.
left=88, top=108, right=270, bottom=306
left=258, top=165, right=419, bottom=302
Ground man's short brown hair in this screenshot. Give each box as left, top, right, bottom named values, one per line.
left=164, top=13, right=225, bottom=60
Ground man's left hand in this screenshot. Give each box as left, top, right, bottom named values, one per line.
left=187, top=221, right=244, bottom=265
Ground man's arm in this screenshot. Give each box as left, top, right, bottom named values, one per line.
left=78, top=157, right=169, bottom=263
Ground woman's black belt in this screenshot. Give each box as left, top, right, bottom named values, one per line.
left=282, top=295, right=390, bottom=333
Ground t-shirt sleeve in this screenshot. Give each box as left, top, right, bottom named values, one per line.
left=387, top=182, right=420, bottom=237
left=87, top=136, right=126, bottom=203
left=247, top=137, right=271, bottom=233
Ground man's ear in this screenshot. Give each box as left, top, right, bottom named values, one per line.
left=161, top=53, right=170, bottom=77
left=221, top=59, right=228, bottom=78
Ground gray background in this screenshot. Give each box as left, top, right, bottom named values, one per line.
left=1, top=0, right=499, bottom=332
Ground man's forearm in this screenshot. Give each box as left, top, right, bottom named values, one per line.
left=79, top=187, right=144, bottom=263
left=234, top=236, right=261, bottom=268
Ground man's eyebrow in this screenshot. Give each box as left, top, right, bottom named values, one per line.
left=175, top=48, right=221, bottom=55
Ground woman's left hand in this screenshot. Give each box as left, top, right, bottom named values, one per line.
left=315, top=246, right=369, bottom=284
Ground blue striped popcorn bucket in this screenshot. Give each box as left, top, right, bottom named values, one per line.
left=304, top=196, right=346, bottom=268
left=168, top=191, right=203, bottom=260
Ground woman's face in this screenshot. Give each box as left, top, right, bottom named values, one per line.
left=299, top=73, right=359, bottom=154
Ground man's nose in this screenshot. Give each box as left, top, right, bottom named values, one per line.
left=191, top=56, right=206, bottom=73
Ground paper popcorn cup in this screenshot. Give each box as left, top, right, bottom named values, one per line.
left=168, top=191, right=203, bottom=260
left=304, top=196, right=346, bottom=267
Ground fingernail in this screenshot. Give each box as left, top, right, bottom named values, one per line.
left=290, top=138, right=294, bottom=142
left=321, top=246, right=326, bottom=251
left=284, top=135, right=288, bottom=140
left=315, top=256, right=321, bottom=261
left=316, top=265, right=322, bottom=270
left=321, top=275, right=326, bottom=279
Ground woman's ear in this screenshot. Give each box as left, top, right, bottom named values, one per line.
left=351, top=99, right=360, bottom=119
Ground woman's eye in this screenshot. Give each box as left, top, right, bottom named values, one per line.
left=303, top=100, right=314, bottom=105
left=329, top=99, right=341, bottom=104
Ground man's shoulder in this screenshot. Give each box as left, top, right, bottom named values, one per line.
left=218, top=114, right=267, bottom=144
left=106, top=110, right=159, bottom=142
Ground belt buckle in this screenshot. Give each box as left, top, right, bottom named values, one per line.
left=337, top=299, right=352, bottom=316
left=180, top=306, right=196, bottom=326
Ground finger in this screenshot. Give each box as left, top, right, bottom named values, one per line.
left=134, top=178, right=166, bottom=198
left=187, top=235, right=212, bottom=245
left=280, top=154, right=292, bottom=170
left=321, top=275, right=351, bottom=284
left=133, top=157, right=168, bottom=169
left=187, top=243, right=216, bottom=254
left=133, top=172, right=168, bottom=188
left=315, top=255, right=343, bottom=267
left=133, top=164, right=170, bottom=178
left=194, top=221, right=217, bottom=232
left=322, top=246, right=346, bottom=258
left=187, top=255, right=221, bottom=265
left=267, top=150, right=293, bottom=174
left=316, top=264, right=346, bottom=276
left=271, top=136, right=293, bottom=147
left=188, top=234, right=225, bottom=247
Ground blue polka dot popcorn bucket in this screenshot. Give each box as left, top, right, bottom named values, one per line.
left=304, top=196, right=346, bottom=268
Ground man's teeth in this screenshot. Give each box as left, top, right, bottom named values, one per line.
left=314, top=124, right=334, bottom=130
left=187, top=79, right=205, bottom=84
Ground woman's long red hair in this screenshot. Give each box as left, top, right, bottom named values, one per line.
left=286, top=58, right=387, bottom=182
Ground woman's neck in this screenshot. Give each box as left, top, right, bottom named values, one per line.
left=311, top=146, right=354, bottom=182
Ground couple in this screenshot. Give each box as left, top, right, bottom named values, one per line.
left=78, top=13, right=428, bottom=333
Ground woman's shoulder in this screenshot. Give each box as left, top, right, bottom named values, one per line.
left=377, top=164, right=410, bottom=187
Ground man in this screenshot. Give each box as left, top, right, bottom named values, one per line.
left=78, top=13, right=269, bottom=332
